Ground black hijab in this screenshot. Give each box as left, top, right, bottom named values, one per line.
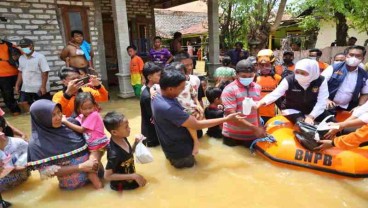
left=27, top=99, right=87, bottom=170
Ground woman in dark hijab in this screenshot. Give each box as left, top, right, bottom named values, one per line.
left=27, top=99, right=98, bottom=190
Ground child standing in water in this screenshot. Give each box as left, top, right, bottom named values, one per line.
left=62, top=92, right=109, bottom=189
left=103, top=111, right=146, bottom=191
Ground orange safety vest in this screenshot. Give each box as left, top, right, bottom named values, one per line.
left=275, top=64, right=295, bottom=76
left=256, top=74, right=281, bottom=117
left=318, top=61, right=329, bottom=72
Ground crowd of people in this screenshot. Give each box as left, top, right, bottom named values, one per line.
left=1, top=30, right=368, bottom=207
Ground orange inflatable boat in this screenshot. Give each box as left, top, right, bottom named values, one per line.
left=254, top=116, right=368, bottom=178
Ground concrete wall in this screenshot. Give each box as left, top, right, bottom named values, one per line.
left=0, top=0, right=103, bottom=93
left=315, top=20, right=368, bottom=49
left=101, top=0, right=155, bottom=55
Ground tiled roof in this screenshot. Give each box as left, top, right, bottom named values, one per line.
left=179, top=22, right=208, bottom=35
left=154, top=9, right=207, bottom=38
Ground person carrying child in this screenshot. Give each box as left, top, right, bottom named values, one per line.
left=62, top=92, right=109, bottom=189
left=205, top=87, right=224, bottom=138
left=103, top=111, right=147, bottom=191
left=150, top=62, right=203, bottom=155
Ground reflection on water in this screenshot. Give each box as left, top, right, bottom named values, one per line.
left=3, top=98, right=368, bottom=208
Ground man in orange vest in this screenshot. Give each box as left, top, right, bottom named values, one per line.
left=309, top=49, right=329, bottom=72
left=0, top=39, right=21, bottom=115
left=255, top=49, right=281, bottom=123
left=275, top=51, right=295, bottom=79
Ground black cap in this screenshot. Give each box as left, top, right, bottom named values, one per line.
left=18, top=38, right=33, bottom=47
left=283, top=51, right=294, bottom=56
left=236, top=59, right=255, bottom=73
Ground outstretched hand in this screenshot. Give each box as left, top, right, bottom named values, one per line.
left=323, top=123, right=341, bottom=140
left=226, top=112, right=241, bottom=121
left=314, top=140, right=333, bottom=151
left=255, top=101, right=266, bottom=110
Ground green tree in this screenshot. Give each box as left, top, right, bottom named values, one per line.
left=290, top=0, right=368, bottom=47
left=218, top=0, right=287, bottom=52
left=218, top=0, right=249, bottom=49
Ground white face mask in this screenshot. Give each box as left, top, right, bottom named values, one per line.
left=346, top=57, right=362, bottom=67
left=295, top=74, right=311, bottom=87
left=309, top=57, right=317, bottom=61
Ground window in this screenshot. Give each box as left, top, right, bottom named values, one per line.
left=60, top=6, right=90, bottom=42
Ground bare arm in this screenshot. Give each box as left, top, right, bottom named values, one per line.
left=226, top=109, right=258, bottom=129
left=15, top=71, right=22, bottom=93
left=54, top=159, right=98, bottom=177
left=166, top=54, right=173, bottom=64
left=59, top=47, right=69, bottom=61
left=104, top=169, right=135, bottom=181
left=104, top=169, right=146, bottom=187
left=6, top=121, right=26, bottom=138
left=41, top=71, right=48, bottom=88
left=62, top=118, right=85, bottom=133
left=359, top=94, right=368, bottom=106
left=339, top=118, right=366, bottom=129
left=181, top=112, right=238, bottom=130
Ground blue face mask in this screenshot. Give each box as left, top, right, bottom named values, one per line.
left=21, top=47, right=32, bottom=54
left=239, top=77, right=253, bottom=86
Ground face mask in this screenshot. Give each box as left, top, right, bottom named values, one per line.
left=295, top=74, right=310, bottom=86
left=239, top=77, right=253, bottom=86
left=21, top=47, right=32, bottom=54
left=283, top=59, right=293, bottom=65
left=309, top=57, right=317, bottom=61
left=346, top=57, right=362, bottom=67
left=334, top=61, right=344, bottom=65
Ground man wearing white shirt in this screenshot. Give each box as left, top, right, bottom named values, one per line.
left=15, top=38, right=51, bottom=113
left=322, top=45, right=368, bottom=116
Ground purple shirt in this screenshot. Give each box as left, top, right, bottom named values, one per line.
left=149, top=48, right=171, bottom=67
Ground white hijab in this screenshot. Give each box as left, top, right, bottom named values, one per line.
left=294, top=59, right=320, bottom=89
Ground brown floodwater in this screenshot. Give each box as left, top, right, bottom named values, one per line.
left=3, top=98, right=368, bottom=208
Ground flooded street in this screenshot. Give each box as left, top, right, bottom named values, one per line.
left=3, top=98, right=368, bottom=208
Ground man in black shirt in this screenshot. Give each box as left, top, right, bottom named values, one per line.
left=140, top=62, right=161, bottom=147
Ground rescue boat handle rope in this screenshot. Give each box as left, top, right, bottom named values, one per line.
left=250, top=135, right=277, bottom=153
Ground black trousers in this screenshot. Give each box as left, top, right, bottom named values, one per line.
left=0, top=75, right=20, bottom=113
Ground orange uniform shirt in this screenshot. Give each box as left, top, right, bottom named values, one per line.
left=0, top=43, right=18, bottom=77
left=256, top=74, right=281, bottom=117
left=318, top=61, right=329, bottom=72
left=52, top=85, right=109, bottom=117
left=275, top=64, right=295, bottom=76
left=333, top=124, right=368, bottom=149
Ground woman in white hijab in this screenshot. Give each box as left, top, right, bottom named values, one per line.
left=257, top=58, right=329, bottom=124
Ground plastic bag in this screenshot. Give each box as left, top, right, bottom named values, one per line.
left=294, top=115, right=337, bottom=151
left=294, top=121, right=320, bottom=151
left=135, top=136, right=153, bottom=164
